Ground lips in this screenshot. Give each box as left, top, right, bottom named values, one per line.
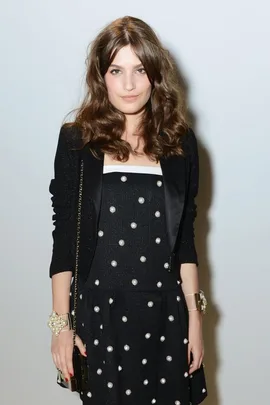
left=121, top=95, right=138, bottom=101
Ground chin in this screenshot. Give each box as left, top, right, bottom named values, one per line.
left=118, top=103, right=147, bottom=116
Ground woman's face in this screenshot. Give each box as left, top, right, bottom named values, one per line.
left=104, top=45, right=152, bottom=115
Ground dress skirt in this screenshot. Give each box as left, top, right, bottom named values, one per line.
left=70, top=169, right=207, bottom=405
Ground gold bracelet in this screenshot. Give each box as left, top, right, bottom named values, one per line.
left=184, top=290, right=207, bottom=315
left=47, top=311, right=72, bottom=336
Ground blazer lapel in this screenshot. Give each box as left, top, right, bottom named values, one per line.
left=160, top=155, right=186, bottom=253
left=83, top=147, right=104, bottom=222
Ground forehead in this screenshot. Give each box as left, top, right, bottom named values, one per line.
left=110, top=45, right=142, bottom=67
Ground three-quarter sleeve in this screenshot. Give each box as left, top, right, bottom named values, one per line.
left=49, top=126, right=79, bottom=277
left=177, top=129, right=199, bottom=266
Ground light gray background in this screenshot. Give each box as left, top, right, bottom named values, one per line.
left=1, top=1, right=269, bottom=404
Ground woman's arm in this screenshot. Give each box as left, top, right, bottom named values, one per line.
left=49, top=126, right=86, bottom=382
left=49, top=125, right=79, bottom=278
left=178, top=129, right=204, bottom=373
left=52, top=272, right=72, bottom=314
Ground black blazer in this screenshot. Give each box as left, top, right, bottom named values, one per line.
left=49, top=126, right=199, bottom=284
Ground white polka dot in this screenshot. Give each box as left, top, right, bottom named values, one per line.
left=175, top=401, right=180, bottom=405
left=168, top=315, right=174, bottom=322
left=157, top=180, right=162, bottom=187
left=80, top=294, right=83, bottom=299
left=100, top=324, right=103, bottom=329
left=94, top=339, right=99, bottom=345
left=157, top=281, right=162, bottom=288
left=118, top=365, right=122, bottom=371
left=155, top=237, right=161, bottom=244
left=94, top=279, right=99, bottom=286
left=142, top=358, right=147, bottom=365
left=107, top=382, right=113, bottom=388
left=107, top=346, right=113, bottom=352
left=98, top=230, right=104, bottom=237
left=97, top=368, right=102, bottom=375
left=145, top=333, right=151, bottom=339
left=109, top=206, right=116, bottom=213
left=143, top=379, right=148, bottom=385
left=111, top=260, right=117, bottom=267
left=202, top=388, right=206, bottom=393
left=155, top=211, right=161, bottom=217
left=166, top=355, right=172, bottom=361
left=164, top=262, right=169, bottom=269
left=121, top=175, right=127, bottom=182
left=124, top=344, right=130, bottom=351
left=82, top=323, right=84, bottom=327
left=183, top=338, right=188, bottom=344
left=119, top=239, right=125, bottom=246
left=109, top=298, right=114, bottom=304
left=122, top=316, right=128, bottom=322
left=147, top=301, right=154, bottom=307
left=71, top=310, right=75, bottom=316
left=94, top=306, right=100, bottom=313
left=130, top=222, right=137, bottom=229
left=184, top=372, right=189, bottom=377
left=160, top=378, right=166, bottom=384
left=126, top=389, right=132, bottom=395
left=87, top=392, right=92, bottom=398
left=177, top=296, right=181, bottom=301
left=69, top=292, right=72, bottom=296
left=152, top=399, right=156, bottom=404
left=177, top=280, right=180, bottom=285
left=132, top=279, right=138, bottom=286
left=138, top=197, right=145, bottom=204
left=160, top=336, right=165, bottom=342
left=140, top=256, right=146, bottom=262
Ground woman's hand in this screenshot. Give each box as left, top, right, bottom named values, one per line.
left=187, top=312, right=204, bottom=374
left=51, top=330, right=87, bottom=381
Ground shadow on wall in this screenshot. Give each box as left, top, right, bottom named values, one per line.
left=173, top=50, right=221, bottom=405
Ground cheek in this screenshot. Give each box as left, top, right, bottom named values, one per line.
left=139, top=77, right=152, bottom=95
left=105, top=75, right=119, bottom=98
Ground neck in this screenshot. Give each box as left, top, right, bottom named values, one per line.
left=123, top=111, right=143, bottom=141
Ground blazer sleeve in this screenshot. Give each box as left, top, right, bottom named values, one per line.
left=177, top=128, right=199, bottom=266
left=48, top=125, right=79, bottom=277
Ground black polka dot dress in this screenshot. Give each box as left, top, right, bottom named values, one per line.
left=73, top=165, right=207, bottom=405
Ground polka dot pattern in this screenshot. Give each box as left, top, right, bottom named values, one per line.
left=78, top=170, right=207, bottom=405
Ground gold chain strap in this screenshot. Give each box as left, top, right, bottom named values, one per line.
left=72, top=159, right=84, bottom=346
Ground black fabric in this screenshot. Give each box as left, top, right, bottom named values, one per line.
left=49, top=126, right=199, bottom=283
left=68, top=172, right=207, bottom=405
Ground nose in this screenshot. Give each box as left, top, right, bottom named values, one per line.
left=123, top=73, right=135, bottom=91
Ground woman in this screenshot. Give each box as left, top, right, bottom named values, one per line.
left=48, top=15, right=207, bottom=405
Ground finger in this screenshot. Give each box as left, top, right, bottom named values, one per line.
left=198, top=353, right=204, bottom=368
left=59, top=347, right=69, bottom=381
left=66, top=344, right=74, bottom=377
left=52, top=353, right=58, bottom=369
left=75, top=335, right=87, bottom=357
left=187, top=344, right=191, bottom=365
left=56, top=353, right=62, bottom=373
left=189, top=351, right=200, bottom=373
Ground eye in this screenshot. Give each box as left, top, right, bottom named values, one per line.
left=137, top=68, right=146, bottom=74
left=110, top=69, right=121, bottom=75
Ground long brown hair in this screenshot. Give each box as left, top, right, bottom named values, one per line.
left=65, top=16, right=190, bottom=160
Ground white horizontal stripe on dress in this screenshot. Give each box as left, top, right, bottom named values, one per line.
left=103, top=165, right=162, bottom=175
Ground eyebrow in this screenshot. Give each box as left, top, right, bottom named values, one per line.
left=109, top=63, right=144, bottom=69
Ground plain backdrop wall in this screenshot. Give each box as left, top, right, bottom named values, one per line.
left=1, top=1, right=269, bottom=405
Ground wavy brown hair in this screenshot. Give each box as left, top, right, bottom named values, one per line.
left=65, top=16, right=190, bottom=160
